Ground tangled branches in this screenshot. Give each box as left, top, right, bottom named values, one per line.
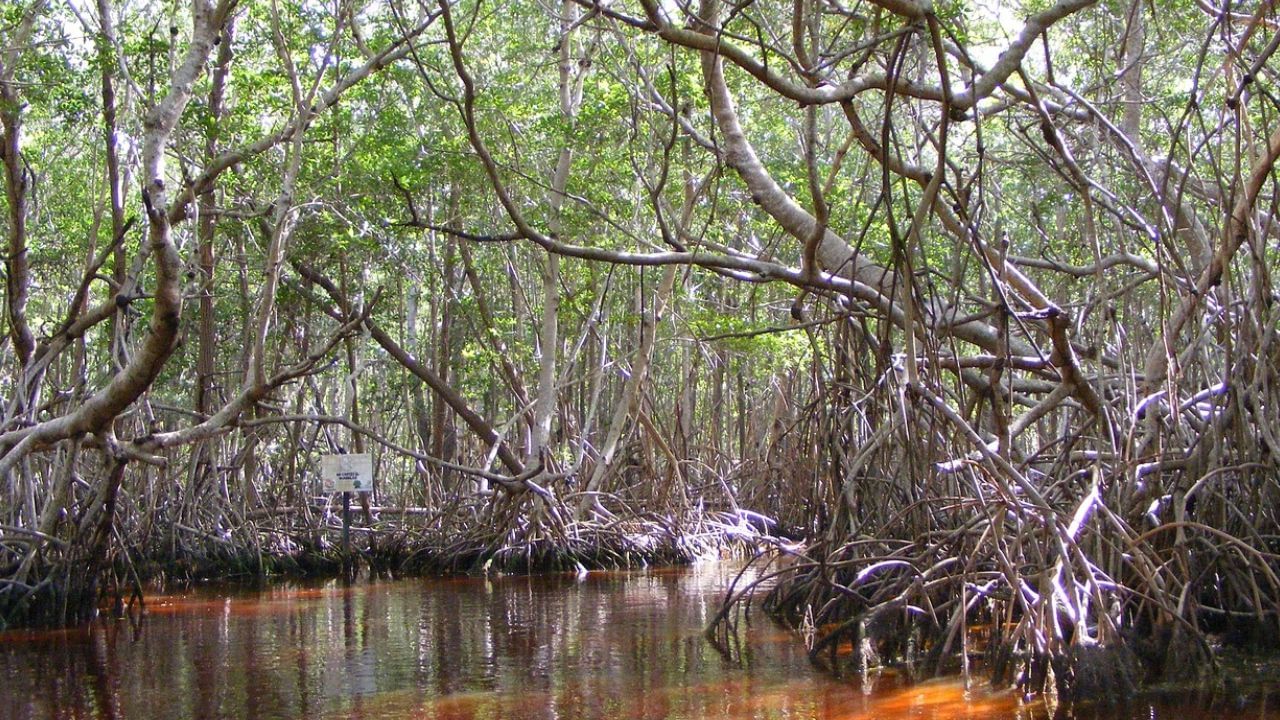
left=711, top=348, right=1280, bottom=698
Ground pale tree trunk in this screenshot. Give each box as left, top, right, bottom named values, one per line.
left=529, top=0, right=590, bottom=466
left=530, top=255, right=560, bottom=464
left=579, top=266, right=678, bottom=514
left=459, top=242, right=533, bottom=418
left=238, top=129, right=303, bottom=518
left=505, top=251, right=533, bottom=457
left=677, top=353, right=697, bottom=458
left=95, top=0, right=134, bottom=373
left=195, top=16, right=235, bottom=416
left=1119, top=0, right=1143, bottom=143
left=245, top=16, right=311, bottom=390
left=432, top=236, right=457, bottom=489
left=736, top=368, right=747, bottom=459
left=406, top=282, right=432, bottom=453
left=340, top=261, right=372, bottom=520
left=711, top=349, right=725, bottom=455
left=191, top=14, right=235, bottom=507
left=236, top=7, right=320, bottom=514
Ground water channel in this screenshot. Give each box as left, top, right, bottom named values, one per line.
left=1, top=562, right=1276, bottom=719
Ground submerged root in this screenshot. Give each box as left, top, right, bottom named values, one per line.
left=0, top=565, right=99, bottom=630
left=1049, top=643, right=1142, bottom=702
left=1128, top=621, right=1216, bottom=685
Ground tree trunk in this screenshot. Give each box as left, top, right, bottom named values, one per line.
left=579, top=266, right=677, bottom=514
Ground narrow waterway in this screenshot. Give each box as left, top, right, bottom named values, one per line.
left=0, top=562, right=1274, bottom=719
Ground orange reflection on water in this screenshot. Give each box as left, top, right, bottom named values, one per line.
left=842, top=678, right=1037, bottom=720
left=0, top=626, right=96, bottom=646
left=141, top=581, right=382, bottom=617
left=307, top=673, right=1049, bottom=720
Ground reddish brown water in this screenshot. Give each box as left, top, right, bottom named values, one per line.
left=0, top=562, right=1276, bottom=719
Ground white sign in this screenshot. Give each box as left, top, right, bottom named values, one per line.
left=321, top=453, right=374, bottom=493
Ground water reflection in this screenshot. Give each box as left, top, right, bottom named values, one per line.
left=0, top=563, right=1276, bottom=720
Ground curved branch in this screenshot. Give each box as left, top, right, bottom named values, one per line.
left=0, top=0, right=234, bottom=469
left=1144, top=121, right=1280, bottom=389
left=292, top=260, right=528, bottom=479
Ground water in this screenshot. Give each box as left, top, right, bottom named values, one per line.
left=0, top=562, right=1275, bottom=719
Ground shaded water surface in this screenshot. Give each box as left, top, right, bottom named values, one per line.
left=1, top=562, right=1276, bottom=719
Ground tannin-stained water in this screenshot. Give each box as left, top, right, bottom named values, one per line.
left=0, top=562, right=1275, bottom=719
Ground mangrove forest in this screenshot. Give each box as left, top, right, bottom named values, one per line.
left=3, top=0, right=1280, bottom=706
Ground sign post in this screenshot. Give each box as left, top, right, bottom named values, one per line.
left=321, top=454, right=374, bottom=575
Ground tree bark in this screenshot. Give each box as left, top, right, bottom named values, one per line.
left=0, top=5, right=41, bottom=369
